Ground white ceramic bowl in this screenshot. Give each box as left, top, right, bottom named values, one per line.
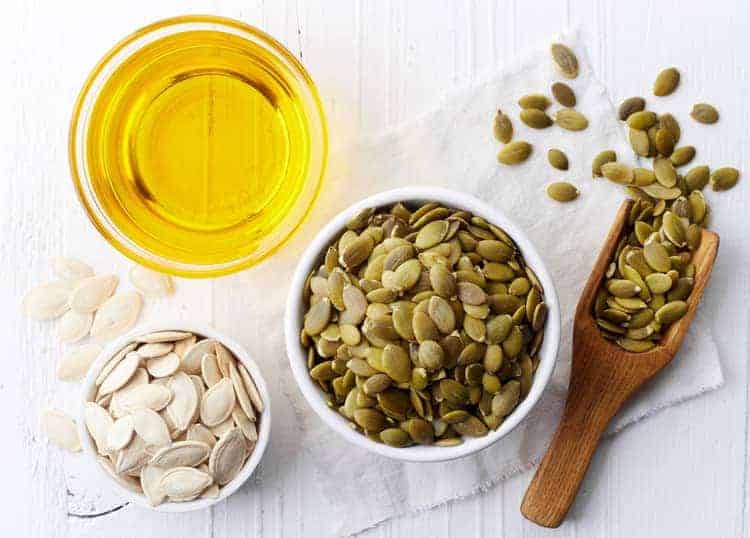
left=79, top=323, right=272, bottom=511
left=284, top=187, right=560, bottom=462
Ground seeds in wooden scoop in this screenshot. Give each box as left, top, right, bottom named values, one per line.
left=301, top=202, right=547, bottom=447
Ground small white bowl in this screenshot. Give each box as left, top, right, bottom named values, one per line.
left=284, top=186, right=560, bottom=462
left=79, top=322, right=272, bottom=511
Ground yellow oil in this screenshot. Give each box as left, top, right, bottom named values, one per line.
left=86, top=30, right=312, bottom=266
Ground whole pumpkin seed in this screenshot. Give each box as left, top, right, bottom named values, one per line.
left=655, top=301, right=688, bottom=324
left=629, top=128, right=650, bottom=156
left=654, top=157, right=678, bottom=188
left=618, top=97, right=646, bottom=121
left=554, top=109, right=588, bottom=131
left=626, top=110, right=657, bottom=130
left=633, top=168, right=656, bottom=187
left=520, top=108, right=553, bottom=129
left=685, top=165, right=710, bottom=191
left=546, top=182, right=579, bottom=202
left=601, top=162, right=634, bottom=185
left=493, top=109, right=513, bottom=143
left=653, top=67, right=680, bottom=96
left=658, top=113, right=681, bottom=144
left=380, top=428, right=411, bottom=447
left=498, top=141, right=532, bottom=165
left=670, top=146, right=695, bottom=167
left=547, top=148, right=569, bottom=170
left=655, top=128, right=675, bottom=157
left=550, top=43, right=579, bottom=78
left=551, top=82, right=576, bottom=107
left=691, top=103, right=719, bottom=124
left=592, top=150, right=617, bottom=177
left=518, top=93, right=551, bottom=110
left=710, top=167, right=740, bottom=191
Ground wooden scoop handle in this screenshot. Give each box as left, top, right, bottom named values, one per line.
left=520, top=338, right=660, bottom=528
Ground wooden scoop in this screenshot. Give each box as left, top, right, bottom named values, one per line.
left=520, top=199, right=719, bottom=528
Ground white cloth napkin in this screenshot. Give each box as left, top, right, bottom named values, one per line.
left=288, top=32, right=724, bottom=536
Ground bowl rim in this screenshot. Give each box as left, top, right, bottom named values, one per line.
left=68, top=14, right=328, bottom=278
left=284, top=186, right=560, bottom=462
left=78, top=322, right=272, bottom=512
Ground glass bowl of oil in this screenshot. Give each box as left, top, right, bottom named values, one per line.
left=70, top=15, right=327, bottom=277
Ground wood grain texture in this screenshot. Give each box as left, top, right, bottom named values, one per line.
left=521, top=201, right=720, bottom=527
left=1, top=0, right=748, bottom=537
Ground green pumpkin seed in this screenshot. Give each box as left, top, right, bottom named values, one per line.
left=688, top=191, right=707, bottom=223
left=381, top=344, right=411, bottom=383
left=629, top=128, right=650, bottom=156
left=493, top=109, right=513, bottom=143
left=492, top=380, right=521, bottom=417
left=380, top=428, right=411, bottom=447
left=353, top=408, right=387, bottom=433
left=518, top=93, right=551, bottom=110
left=655, top=301, right=688, bottom=324
left=606, top=279, right=641, bottom=298
left=710, top=167, right=740, bottom=191
left=616, top=339, right=656, bottom=352
left=626, top=110, right=657, bottom=130
left=654, top=157, right=677, bottom=188
left=618, top=97, right=646, bottom=120
left=655, top=128, right=675, bottom=157
left=685, top=165, right=710, bottom=191
left=452, top=415, right=489, bottom=437
left=551, top=82, right=576, bottom=107
left=554, top=109, right=589, bottom=131
left=497, top=141, right=532, bottom=165
left=520, top=108, right=553, bottom=129
left=670, top=146, right=695, bottom=167
left=653, top=67, right=680, bottom=96
left=601, top=162, right=634, bottom=185
left=645, top=273, right=673, bottom=294
left=691, top=103, right=719, bottom=124
left=659, top=113, right=681, bottom=144
left=550, top=43, right=579, bottom=78
left=546, top=181, right=579, bottom=203
left=592, top=150, right=617, bottom=177
left=640, top=184, right=682, bottom=200
left=547, top=149, right=569, bottom=170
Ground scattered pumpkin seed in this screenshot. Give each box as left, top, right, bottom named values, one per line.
left=554, top=109, right=589, bottom=131
left=691, top=103, right=719, bottom=124
left=493, top=109, right=513, bottom=143
left=546, top=182, right=579, bottom=203
left=551, top=82, right=576, bottom=107
left=550, top=43, right=579, bottom=78
left=520, top=108, right=553, bottom=129
left=497, top=141, right=532, bottom=165
left=653, top=67, right=680, bottom=96
left=618, top=97, right=646, bottom=121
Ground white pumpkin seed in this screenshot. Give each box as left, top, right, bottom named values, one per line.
left=181, top=338, right=216, bottom=375
left=117, top=383, right=172, bottom=414
left=98, top=352, right=141, bottom=396
left=232, top=406, right=258, bottom=442
left=22, top=281, right=71, bottom=320
left=146, top=352, right=180, bottom=378
left=159, top=466, right=213, bottom=501
left=209, top=428, right=247, bottom=486
left=107, top=415, right=135, bottom=451
left=150, top=440, right=211, bottom=468
left=137, top=342, right=173, bottom=358
left=41, top=409, right=81, bottom=452
left=228, top=361, right=256, bottom=422
left=90, top=292, right=142, bottom=341
left=57, top=343, right=102, bottom=381
left=189, top=375, right=205, bottom=424
left=97, top=456, right=142, bottom=493
left=95, top=343, right=137, bottom=386
left=200, top=378, right=236, bottom=427
left=140, top=464, right=167, bottom=506
left=238, top=364, right=264, bottom=413
left=209, top=415, right=235, bottom=438
left=187, top=423, right=216, bottom=448
left=173, top=334, right=197, bottom=357
left=51, top=257, right=94, bottom=280
left=109, top=368, right=149, bottom=417
left=57, top=309, right=93, bottom=343
left=83, top=402, right=113, bottom=455
left=201, top=353, right=222, bottom=387
left=166, top=372, right=198, bottom=431
left=129, top=265, right=174, bottom=297
left=116, top=434, right=152, bottom=474
left=69, top=275, right=119, bottom=313
left=213, top=342, right=236, bottom=378
left=132, top=408, right=171, bottom=447
left=137, top=330, right=193, bottom=344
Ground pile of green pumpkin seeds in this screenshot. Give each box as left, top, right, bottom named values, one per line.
left=492, top=43, right=741, bottom=352
left=301, top=203, right=547, bottom=447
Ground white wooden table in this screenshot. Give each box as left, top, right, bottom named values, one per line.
left=2, top=0, right=748, bottom=536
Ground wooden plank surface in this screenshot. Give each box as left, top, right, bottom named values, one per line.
left=1, top=0, right=748, bottom=536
